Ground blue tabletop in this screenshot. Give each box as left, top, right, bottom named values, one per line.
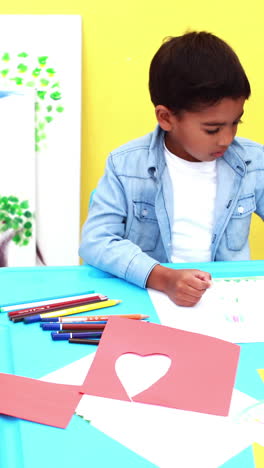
left=0, top=262, right=263, bottom=468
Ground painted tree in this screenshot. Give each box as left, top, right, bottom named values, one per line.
left=0, top=195, right=33, bottom=266
left=0, top=52, right=65, bottom=267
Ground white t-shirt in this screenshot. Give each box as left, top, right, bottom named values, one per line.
left=164, top=145, right=217, bottom=263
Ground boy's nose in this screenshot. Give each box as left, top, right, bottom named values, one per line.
left=218, top=128, right=235, bottom=147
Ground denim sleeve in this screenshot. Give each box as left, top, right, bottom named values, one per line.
left=255, top=155, right=264, bottom=220
left=79, top=154, right=159, bottom=288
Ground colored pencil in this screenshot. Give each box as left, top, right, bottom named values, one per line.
left=9, top=295, right=108, bottom=322
left=24, top=299, right=122, bottom=324
left=41, top=313, right=149, bottom=323
left=69, top=338, right=100, bottom=345
left=8, top=293, right=107, bottom=317
left=0, top=291, right=95, bottom=313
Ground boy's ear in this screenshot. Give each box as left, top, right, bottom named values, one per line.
left=155, top=105, right=175, bottom=131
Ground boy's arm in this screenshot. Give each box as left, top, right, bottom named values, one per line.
left=79, top=154, right=160, bottom=288
left=146, top=265, right=212, bottom=306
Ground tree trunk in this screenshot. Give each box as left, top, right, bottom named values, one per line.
left=0, top=230, right=46, bottom=267
left=0, top=230, right=15, bottom=267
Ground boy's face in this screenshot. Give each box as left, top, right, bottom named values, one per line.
left=157, top=97, right=245, bottom=162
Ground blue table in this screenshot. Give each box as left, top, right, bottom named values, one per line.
left=0, top=261, right=263, bottom=468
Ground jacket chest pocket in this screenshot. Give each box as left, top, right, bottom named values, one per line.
left=127, top=201, right=160, bottom=252
left=225, top=194, right=256, bottom=251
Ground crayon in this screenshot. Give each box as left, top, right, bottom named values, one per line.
left=24, top=300, right=122, bottom=324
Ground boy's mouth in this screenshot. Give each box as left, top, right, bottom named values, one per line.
left=211, top=150, right=226, bottom=158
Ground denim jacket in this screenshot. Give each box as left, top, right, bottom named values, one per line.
left=79, top=125, right=264, bottom=288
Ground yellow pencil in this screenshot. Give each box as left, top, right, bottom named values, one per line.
left=24, top=300, right=122, bottom=323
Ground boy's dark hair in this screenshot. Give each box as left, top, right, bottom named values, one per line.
left=149, top=31, right=251, bottom=114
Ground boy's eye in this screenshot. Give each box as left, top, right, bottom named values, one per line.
left=205, top=128, right=219, bottom=135
left=205, top=120, right=243, bottom=135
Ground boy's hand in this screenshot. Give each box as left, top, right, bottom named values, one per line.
left=146, top=265, right=212, bottom=307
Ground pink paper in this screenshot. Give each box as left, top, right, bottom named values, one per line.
left=82, top=317, right=240, bottom=416
left=0, top=373, right=83, bottom=428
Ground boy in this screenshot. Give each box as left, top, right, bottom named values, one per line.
left=79, top=31, right=264, bottom=306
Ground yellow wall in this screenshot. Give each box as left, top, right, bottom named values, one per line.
left=1, top=4, right=263, bottom=258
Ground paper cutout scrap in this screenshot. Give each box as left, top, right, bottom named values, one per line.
left=257, top=369, right=264, bottom=382
left=115, top=353, right=171, bottom=399
left=252, top=443, right=264, bottom=467
left=81, top=316, right=240, bottom=416
left=0, top=372, right=83, bottom=428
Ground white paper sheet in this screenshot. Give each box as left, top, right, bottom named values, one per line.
left=41, top=351, right=264, bottom=468
left=148, top=276, right=264, bottom=343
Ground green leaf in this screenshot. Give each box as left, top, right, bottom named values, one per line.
left=25, top=230, right=32, bottom=238
left=10, top=205, right=18, bottom=214
left=20, top=200, right=29, bottom=209
left=37, top=91, right=47, bottom=99
left=2, top=53, right=10, bottom=62
left=18, top=52, right=28, bottom=58
left=45, top=116, right=53, bottom=123
left=22, top=239, right=29, bottom=246
left=35, top=102, right=40, bottom=112
left=46, top=105, right=52, bottom=112
left=50, top=91, right=62, bottom=101
left=13, top=234, right=21, bottom=244
left=40, top=78, right=49, bottom=86
left=17, top=64, right=28, bottom=73
left=32, top=68, right=41, bottom=77
left=11, top=221, right=19, bottom=230
left=46, top=68, right=55, bottom=76
left=1, top=69, right=9, bottom=77
left=38, top=56, right=48, bottom=66
left=24, top=221, right=32, bottom=229
left=51, top=82, right=60, bottom=88
left=37, top=90, right=46, bottom=100
left=8, top=196, right=19, bottom=202
left=26, top=81, right=35, bottom=87
left=23, top=211, right=32, bottom=218
left=10, top=77, right=23, bottom=85
left=56, top=106, right=64, bottom=113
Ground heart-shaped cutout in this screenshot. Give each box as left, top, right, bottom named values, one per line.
left=115, top=353, right=171, bottom=400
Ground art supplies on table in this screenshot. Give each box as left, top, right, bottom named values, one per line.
left=9, top=294, right=108, bottom=322
left=2, top=291, right=149, bottom=347
left=24, top=299, right=122, bottom=323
